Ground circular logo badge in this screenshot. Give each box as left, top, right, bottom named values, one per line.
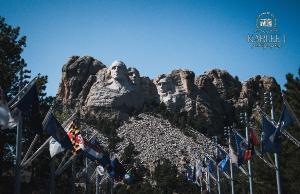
left=256, top=11, right=277, bottom=33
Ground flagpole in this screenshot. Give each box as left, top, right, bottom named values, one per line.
left=269, top=91, right=282, bottom=194
left=14, top=110, right=22, bottom=194
left=205, top=156, right=211, bottom=193
left=50, top=157, right=56, bottom=194
left=110, top=177, right=114, bottom=194
left=85, top=157, right=90, bottom=194
left=96, top=170, right=100, bottom=194
left=199, top=177, right=203, bottom=194
left=244, top=112, right=254, bottom=194
left=14, top=69, right=24, bottom=194
left=71, top=157, right=75, bottom=194
left=225, top=126, right=234, bottom=194
left=213, top=136, right=221, bottom=194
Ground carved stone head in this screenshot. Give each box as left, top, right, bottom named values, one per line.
left=128, top=67, right=140, bottom=84
left=156, top=75, right=171, bottom=94
left=109, top=60, right=127, bottom=81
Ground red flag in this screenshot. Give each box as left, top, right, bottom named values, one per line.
left=250, top=129, right=259, bottom=145
left=243, top=149, right=252, bottom=161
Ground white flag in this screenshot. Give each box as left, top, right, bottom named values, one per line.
left=229, top=145, right=238, bottom=164
left=49, top=137, right=64, bottom=158
left=195, top=160, right=203, bottom=180
left=96, top=165, right=105, bottom=176
left=0, top=104, right=9, bottom=129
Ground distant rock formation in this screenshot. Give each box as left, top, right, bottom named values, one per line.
left=56, top=56, right=281, bottom=136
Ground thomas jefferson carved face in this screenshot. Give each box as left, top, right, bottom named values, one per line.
left=128, top=68, right=140, bottom=84
left=110, top=60, right=127, bottom=81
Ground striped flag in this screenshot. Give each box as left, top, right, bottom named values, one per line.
left=66, top=122, right=84, bottom=155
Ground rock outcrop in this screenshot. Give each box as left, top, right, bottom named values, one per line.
left=56, top=56, right=281, bottom=136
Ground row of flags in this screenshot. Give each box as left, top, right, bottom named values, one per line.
left=0, top=79, right=129, bottom=184
left=43, top=112, right=127, bottom=182
left=1, top=78, right=299, bottom=192
left=185, top=97, right=300, bottom=192
left=0, top=79, right=42, bottom=132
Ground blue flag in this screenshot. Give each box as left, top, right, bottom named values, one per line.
left=108, top=158, right=126, bottom=182
left=43, top=112, right=73, bottom=149
left=186, top=165, right=194, bottom=181
left=15, top=83, right=42, bottom=133
left=261, top=115, right=280, bottom=153
left=278, top=102, right=295, bottom=130
left=234, top=133, right=247, bottom=165
left=219, top=155, right=229, bottom=172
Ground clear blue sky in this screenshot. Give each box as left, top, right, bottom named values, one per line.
left=1, top=0, right=299, bottom=96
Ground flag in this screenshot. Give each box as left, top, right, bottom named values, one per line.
left=261, top=115, right=280, bottom=153
left=96, top=165, right=105, bottom=176
left=250, top=128, right=260, bottom=145
left=192, top=163, right=196, bottom=182
left=15, top=83, right=42, bottom=133
left=278, top=102, right=296, bottom=130
left=234, top=133, right=247, bottom=165
left=66, top=122, right=84, bottom=155
left=229, top=145, right=238, bottom=164
left=195, top=160, right=204, bottom=182
left=108, top=158, right=126, bottom=182
left=0, top=104, right=9, bottom=129
left=124, top=170, right=134, bottom=185
left=215, top=147, right=227, bottom=164
left=243, top=129, right=258, bottom=161
left=219, top=155, right=229, bottom=172
left=43, top=112, right=73, bottom=149
left=49, top=137, right=64, bottom=158
left=82, top=138, right=111, bottom=167
left=186, top=165, right=194, bottom=181
left=0, top=88, right=17, bottom=129
left=207, top=157, right=216, bottom=179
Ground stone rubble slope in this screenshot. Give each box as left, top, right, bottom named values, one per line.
left=116, top=113, right=217, bottom=171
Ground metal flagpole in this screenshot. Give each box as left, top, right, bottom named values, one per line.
left=96, top=170, right=100, bottom=194
left=244, top=112, right=254, bottom=194
left=213, top=136, right=221, bottom=194
left=50, top=157, right=56, bottom=194
left=71, top=157, right=75, bottom=194
left=21, top=134, right=39, bottom=165
left=269, top=91, right=282, bottom=194
left=14, top=110, right=22, bottom=194
left=85, top=158, right=90, bottom=194
left=225, top=126, right=234, bottom=194
left=200, top=177, right=203, bottom=194
left=205, top=157, right=211, bottom=193
left=14, top=69, right=24, bottom=194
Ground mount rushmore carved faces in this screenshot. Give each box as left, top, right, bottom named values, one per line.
left=128, top=67, right=140, bottom=85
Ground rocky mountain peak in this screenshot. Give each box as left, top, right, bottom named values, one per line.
left=56, top=56, right=280, bottom=136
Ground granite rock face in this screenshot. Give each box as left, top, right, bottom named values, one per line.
left=57, top=57, right=158, bottom=124
left=56, top=56, right=105, bottom=109
left=56, top=56, right=281, bottom=135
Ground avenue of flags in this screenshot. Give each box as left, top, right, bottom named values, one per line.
left=0, top=78, right=131, bottom=194
left=1, top=77, right=300, bottom=194
left=184, top=93, right=300, bottom=194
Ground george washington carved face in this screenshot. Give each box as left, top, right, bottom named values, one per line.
left=109, top=60, right=127, bottom=81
